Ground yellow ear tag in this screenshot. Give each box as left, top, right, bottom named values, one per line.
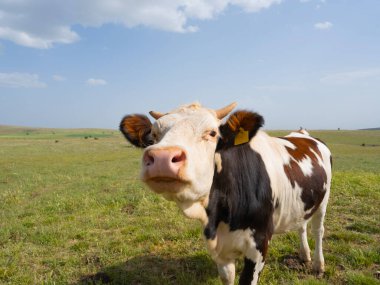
left=234, top=128, right=249, bottom=145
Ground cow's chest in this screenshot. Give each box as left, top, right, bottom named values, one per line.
left=206, top=222, right=256, bottom=264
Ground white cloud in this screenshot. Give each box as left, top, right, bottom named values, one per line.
left=86, top=78, right=107, bottom=86
left=230, top=0, right=282, bottom=12
left=0, top=0, right=282, bottom=49
left=314, top=21, right=333, bottom=30
left=52, top=75, right=66, bottom=81
left=320, top=68, right=380, bottom=84
left=0, top=72, right=46, bottom=88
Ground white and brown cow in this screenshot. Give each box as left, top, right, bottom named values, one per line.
left=120, top=103, right=332, bottom=285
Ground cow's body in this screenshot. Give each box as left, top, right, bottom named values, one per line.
left=120, top=103, right=332, bottom=285
left=205, top=130, right=331, bottom=284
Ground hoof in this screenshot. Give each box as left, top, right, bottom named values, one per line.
left=312, top=262, right=325, bottom=278
left=314, top=271, right=324, bottom=279
left=299, top=251, right=311, bottom=264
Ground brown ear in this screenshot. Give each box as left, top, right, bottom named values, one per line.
left=217, top=110, right=264, bottom=150
left=119, top=114, right=153, bottom=148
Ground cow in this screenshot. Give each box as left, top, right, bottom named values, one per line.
left=119, top=102, right=332, bottom=285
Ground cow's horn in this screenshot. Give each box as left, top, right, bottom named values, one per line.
left=149, top=111, right=165, bottom=120
left=215, top=102, right=237, bottom=119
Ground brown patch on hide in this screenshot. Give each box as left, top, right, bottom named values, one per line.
left=280, top=137, right=328, bottom=219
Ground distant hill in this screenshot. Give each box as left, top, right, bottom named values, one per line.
left=0, top=125, right=118, bottom=139
left=359, top=127, right=380, bottom=131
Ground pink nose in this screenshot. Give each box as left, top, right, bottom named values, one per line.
left=143, top=147, right=187, bottom=180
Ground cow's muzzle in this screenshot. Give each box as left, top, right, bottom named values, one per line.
left=142, top=146, right=187, bottom=183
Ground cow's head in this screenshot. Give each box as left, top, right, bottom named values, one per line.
left=119, top=102, right=264, bottom=205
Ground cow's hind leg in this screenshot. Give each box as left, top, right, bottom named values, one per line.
left=217, top=261, right=235, bottom=285
left=310, top=206, right=327, bottom=275
left=298, top=222, right=311, bottom=263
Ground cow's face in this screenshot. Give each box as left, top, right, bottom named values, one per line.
left=120, top=103, right=237, bottom=202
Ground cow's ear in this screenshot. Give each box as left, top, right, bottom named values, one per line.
left=217, top=110, right=264, bottom=149
left=119, top=114, right=153, bottom=148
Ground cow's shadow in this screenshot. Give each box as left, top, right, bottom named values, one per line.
left=76, top=253, right=218, bottom=285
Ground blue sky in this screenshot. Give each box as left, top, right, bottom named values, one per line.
left=0, top=0, right=379, bottom=130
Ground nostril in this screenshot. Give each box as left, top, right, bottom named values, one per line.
left=172, top=152, right=186, bottom=164
left=148, top=155, right=154, bottom=164
left=144, top=153, right=155, bottom=166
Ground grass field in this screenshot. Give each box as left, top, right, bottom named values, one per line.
left=0, top=126, right=379, bottom=284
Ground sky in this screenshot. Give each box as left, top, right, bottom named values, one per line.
left=0, top=0, right=379, bottom=130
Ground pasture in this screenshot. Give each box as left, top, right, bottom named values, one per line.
left=0, top=126, right=379, bottom=284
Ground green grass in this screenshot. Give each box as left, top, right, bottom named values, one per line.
left=0, top=127, right=379, bottom=284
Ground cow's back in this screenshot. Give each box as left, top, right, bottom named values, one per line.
left=250, top=131, right=332, bottom=233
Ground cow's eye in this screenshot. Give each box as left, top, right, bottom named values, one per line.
left=203, top=130, right=218, bottom=141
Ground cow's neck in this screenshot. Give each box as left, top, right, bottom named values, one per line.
left=176, top=197, right=209, bottom=226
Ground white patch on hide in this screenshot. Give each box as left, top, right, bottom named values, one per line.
left=297, top=155, right=313, bottom=177
left=214, top=152, right=223, bottom=173
left=252, top=258, right=265, bottom=285
left=207, top=222, right=254, bottom=265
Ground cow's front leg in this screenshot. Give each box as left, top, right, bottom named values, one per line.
left=239, top=232, right=270, bottom=285
left=238, top=257, right=265, bottom=285
left=217, top=261, right=235, bottom=285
